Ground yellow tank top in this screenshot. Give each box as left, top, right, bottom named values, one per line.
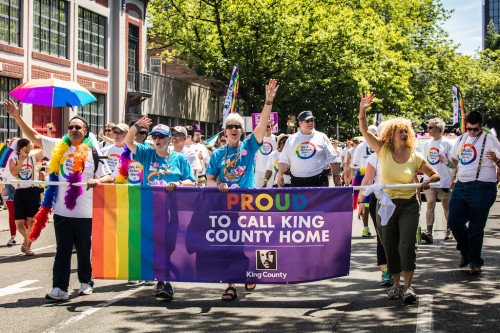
left=378, top=145, right=424, bottom=199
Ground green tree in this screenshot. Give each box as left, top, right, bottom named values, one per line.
left=147, top=0, right=463, bottom=134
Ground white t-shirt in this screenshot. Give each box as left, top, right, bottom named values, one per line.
left=279, top=129, right=340, bottom=177
left=101, top=144, right=125, bottom=174
left=366, top=153, right=381, bottom=184
left=422, top=137, right=453, bottom=188
left=0, top=167, right=6, bottom=183
left=255, top=135, right=277, bottom=173
left=265, top=150, right=291, bottom=186
left=450, top=133, right=500, bottom=183
left=352, top=142, right=374, bottom=169
left=178, top=146, right=202, bottom=174
left=186, top=142, right=210, bottom=176
left=9, top=155, right=39, bottom=188
left=41, top=136, right=111, bottom=218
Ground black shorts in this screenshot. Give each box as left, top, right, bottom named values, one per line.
left=14, top=187, right=42, bottom=220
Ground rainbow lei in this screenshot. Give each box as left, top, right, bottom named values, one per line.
left=29, top=135, right=92, bottom=241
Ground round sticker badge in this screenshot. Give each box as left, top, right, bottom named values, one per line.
left=295, top=142, right=317, bottom=160
left=426, top=147, right=440, bottom=165
left=457, top=143, right=477, bottom=165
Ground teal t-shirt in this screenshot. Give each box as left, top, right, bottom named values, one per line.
left=135, top=144, right=195, bottom=186
left=206, top=133, right=262, bottom=188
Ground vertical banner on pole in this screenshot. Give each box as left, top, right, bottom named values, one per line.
left=222, top=66, right=239, bottom=124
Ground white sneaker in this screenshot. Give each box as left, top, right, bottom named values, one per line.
left=45, top=287, right=69, bottom=301
left=78, top=282, right=94, bottom=296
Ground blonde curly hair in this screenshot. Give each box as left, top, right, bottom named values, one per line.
left=379, top=117, right=416, bottom=151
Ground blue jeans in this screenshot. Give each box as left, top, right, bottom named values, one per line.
left=448, top=181, right=497, bottom=267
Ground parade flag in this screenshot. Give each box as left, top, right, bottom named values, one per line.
left=92, top=185, right=354, bottom=283
left=205, top=131, right=223, bottom=148
left=0, top=143, right=14, bottom=168
left=222, top=65, right=239, bottom=123
left=452, top=85, right=465, bottom=133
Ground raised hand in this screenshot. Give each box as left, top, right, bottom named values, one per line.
left=265, top=79, right=279, bottom=102
left=359, top=92, right=375, bottom=112
left=4, top=99, right=21, bottom=119
left=135, top=116, right=152, bottom=128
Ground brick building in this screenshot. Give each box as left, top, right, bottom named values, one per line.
left=0, top=0, right=151, bottom=142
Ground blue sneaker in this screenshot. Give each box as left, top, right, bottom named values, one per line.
left=380, top=270, right=393, bottom=287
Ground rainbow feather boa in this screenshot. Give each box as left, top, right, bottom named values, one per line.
left=29, top=135, right=93, bottom=241
left=115, top=144, right=132, bottom=184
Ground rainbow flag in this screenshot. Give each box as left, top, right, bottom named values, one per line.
left=452, top=85, right=466, bottom=133
left=222, top=65, right=239, bottom=123
left=205, top=131, right=223, bottom=148
left=0, top=143, right=13, bottom=168
left=92, top=185, right=176, bottom=281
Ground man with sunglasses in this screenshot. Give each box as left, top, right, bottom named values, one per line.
left=101, top=123, right=129, bottom=174
left=448, top=111, right=500, bottom=275
left=254, top=120, right=277, bottom=187
left=277, top=110, right=341, bottom=188
left=421, top=118, right=454, bottom=244
left=98, top=122, right=116, bottom=149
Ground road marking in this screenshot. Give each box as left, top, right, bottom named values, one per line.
left=42, top=285, right=145, bottom=333
left=0, top=244, right=56, bottom=261
left=416, top=294, right=433, bottom=332
left=0, top=280, right=41, bottom=297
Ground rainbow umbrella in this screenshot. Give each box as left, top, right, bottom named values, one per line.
left=9, top=78, right=96, bottom=107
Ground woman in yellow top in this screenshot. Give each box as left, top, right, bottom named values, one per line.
left=358, top=92, right=439, bottom=304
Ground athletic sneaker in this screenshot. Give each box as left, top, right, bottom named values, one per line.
left=144, top=280, right=156, bottom=286
left=78, top=281, right=94, bottom=296
left=153, top=281, right=165, bottom=297
left=45, top=287, right=69, bottom=301
left=402, top=286, right=417, bottom=304
left=6, top=238, right=16, bottom=247
left=387, top=285, right=402, bottom=300
left=158, top=282, right=174, bottom=301
left=444, top=229, right=453, bottom=240
left=421, top=230, right=433, bottom=244
left=469, top=266, right=482, bottom=275
left=380, top=270, right=393, bottom=287
left=362, top=229, right=372, bottom=238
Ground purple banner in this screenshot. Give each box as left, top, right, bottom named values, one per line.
left=252, top=112, right=278, bottom=132
left=95, top=186, right=353, bottom=284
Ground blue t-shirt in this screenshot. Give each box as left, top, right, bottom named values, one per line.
left=135, top=144, right=195, bottom=186
left=206, top=133, right=262, bottom=188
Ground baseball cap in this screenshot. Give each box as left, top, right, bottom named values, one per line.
left=150, top=124, right=171, bottom=137
left=112, top=123, right=129, bottom=132
left=297, top=110, right=314, bottom=121
left=172, top=126, right=188, bottom=136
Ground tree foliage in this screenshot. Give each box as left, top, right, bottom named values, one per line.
left=147, top=0, right=500, bottom=137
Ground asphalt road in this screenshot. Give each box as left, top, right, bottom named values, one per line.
left=1, top=192, right=499, bottom=333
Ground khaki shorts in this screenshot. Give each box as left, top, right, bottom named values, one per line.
left=423, top=187, right=451, bottom=202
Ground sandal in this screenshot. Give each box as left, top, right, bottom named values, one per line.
left=222, top=287, right=237, bottom=301
left=21, top=241, right=27, bottom=253
left=25, top=249, right=35, bottom=256
left=244, top=284, right=256, bottom=293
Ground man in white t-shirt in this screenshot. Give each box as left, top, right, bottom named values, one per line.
left=421, top=118, right=454, bottom=244
left=448, top=111, right=500, bottom=275
left=102, top=123, right=129, bottom=174
left=171, top=126, right=202, bottom=177
left=277, top=111, right=340, bottom=187
left=186, top=125, right=210, bottom=186
left=254, top=120, right=277, bottom=187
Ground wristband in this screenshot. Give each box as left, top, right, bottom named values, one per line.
left=134, top=123, right=142, bottom=131
left=265, top=101, right=273, bottom=106
left=358, top=116, right=365, bottom=120
left=263, top=179, right=269, bottom=183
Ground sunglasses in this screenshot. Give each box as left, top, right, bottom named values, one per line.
left=113, top=131, right=124, bottom=135
left=104, top=129, right=112, bottom=132
left=172, top=132, right=185, bottom=137
left=428, top=126, right=434, bottom=130
left=304, top=119, right=314, bottom=123
left=226, top=124, right=242, bottom=130
left=466, top=127, right=480, bottom=132
left=68, top=125, right=83, bottom=131
left=151, top=134, right=167, bottom=140
left=220, top=140, right=227, bottom=143
left=139, top=131, right=148, bottom=135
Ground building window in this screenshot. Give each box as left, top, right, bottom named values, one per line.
left=33, top=0, right=68, bottom=58
left=0, top=0, right=21, bottom=46
left=150, top=57, right=162, bottom=74
left=78, top=7, right=106, bottom=68
left=0, top=76, right=20, bottom=142
left=78, top=93, right=105, bottom=135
